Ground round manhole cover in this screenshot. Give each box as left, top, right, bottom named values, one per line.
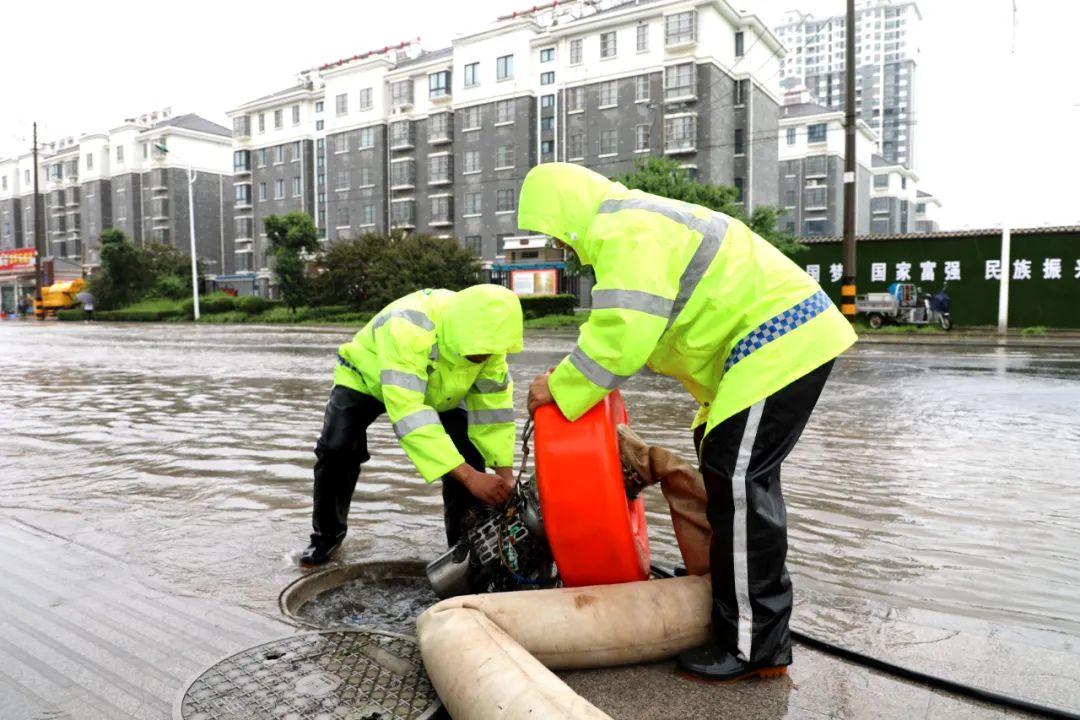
left=175, top=630, right=440, bottom=720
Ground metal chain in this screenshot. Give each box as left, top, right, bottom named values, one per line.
left=515, top=417, right=534, bottom=486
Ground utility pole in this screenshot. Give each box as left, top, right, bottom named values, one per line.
left=840, top=0, right=858, bottom=322
left=32, top=122, right=44, bottom=319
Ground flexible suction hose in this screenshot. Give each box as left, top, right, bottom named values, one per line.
left=650, top=564, right=1079, bottom=720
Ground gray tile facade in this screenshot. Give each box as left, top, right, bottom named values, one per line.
left=0, top=198, right=21, bottom=250
left=324, top=124, right=389, bottom=241
left=110, top=172, right=144, bottom=245
left=778, top=155, right=871, bottom=238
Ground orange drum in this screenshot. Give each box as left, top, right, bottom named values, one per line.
left=534, top=391, right=650, bottom=587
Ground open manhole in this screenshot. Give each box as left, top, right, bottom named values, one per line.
left=280, top=561, right=439, bottom=636
left=175, top=629, right=440, bottom=720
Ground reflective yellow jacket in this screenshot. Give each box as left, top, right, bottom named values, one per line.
left=333, top=285, right=522, bottom=481
left=518, top=163, right=856, bottom=436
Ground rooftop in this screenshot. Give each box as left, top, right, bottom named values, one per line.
left=152, top=113, right=230, bottom=138
left=781, top=101, right=834, bottom=118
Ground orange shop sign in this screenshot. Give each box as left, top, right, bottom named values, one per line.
left=0, top=248, right=35, bottom=272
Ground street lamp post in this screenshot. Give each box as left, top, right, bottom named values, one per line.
left=155, top=142, right=200, bottom=320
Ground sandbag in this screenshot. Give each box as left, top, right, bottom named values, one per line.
left=617, top=425, right=712, bottom=575
left=418, top=576, right=711, bottom=720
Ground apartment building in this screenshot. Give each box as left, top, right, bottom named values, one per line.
left=777, top=96, right=875, bottom=237
left=869, top=153, right=919, bottom=234
left=775, top=0, right=920, bottom=169
left=0, top=112, right=235, bottom=277
left=913, top=190, right=940, bottom=232
left=226, top=0, right=784, bottom=284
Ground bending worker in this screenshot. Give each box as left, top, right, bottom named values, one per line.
left=519, top=164, right=856, bottom=682
left=300, top=285, right=521, bottom=567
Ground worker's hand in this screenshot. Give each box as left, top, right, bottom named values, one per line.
left=452, top=464, right=514, bottom=506
left=527, top=370, right=556, bottom=415
left=493, top=466, right=515, bottom=484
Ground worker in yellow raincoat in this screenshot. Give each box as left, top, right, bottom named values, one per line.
left=301, top=285, right=522, bottom=566
left=519, top=163, right=856, bottom=681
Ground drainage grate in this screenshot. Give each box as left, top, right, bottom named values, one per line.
left=175, top=630, right=440, bottom=720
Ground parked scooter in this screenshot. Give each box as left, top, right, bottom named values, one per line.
left=856, top=282, right=952, bottom=330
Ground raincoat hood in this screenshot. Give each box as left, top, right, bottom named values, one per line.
left=441, top=284, right=524, bottom=357
left=518, top=163, right=622, bottom=267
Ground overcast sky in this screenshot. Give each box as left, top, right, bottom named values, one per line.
left=2, top=0, right=1077, bottom=229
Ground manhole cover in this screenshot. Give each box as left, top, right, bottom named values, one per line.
left=175, top=630, right=440, bottom=720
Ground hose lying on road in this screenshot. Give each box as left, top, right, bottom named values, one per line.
left=650, top=563, right=1080, bottom=720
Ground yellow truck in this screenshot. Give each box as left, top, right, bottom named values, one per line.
left=34, top=278, right=87, bottom=318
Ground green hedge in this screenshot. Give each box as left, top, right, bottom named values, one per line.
left=57, top=309, right=85, bottom=321
left=235, top=295, right=269, bottom=314
left=98, top=308, right=184, bottom=322
left=519, top=294, right=576, bottom=319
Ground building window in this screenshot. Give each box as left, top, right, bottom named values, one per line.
left=315, top=100, right=324, bottom=113
left=734, top=78, right=747, bottom=105
left=901, top=176, right=907, bottom=189
left=258, top=113, right=266, bottom=133
left=495, top=100, right=514, bottom=124
left=336, top=206, right=350, bottom=228
left=84, top=153, right=93, bottom=171
left=807, top=123, right=827, bottom=143
left=665, top=11, right=697, bottom=45
left=600, top=31, right=617, bottom=58
left=874, top=174, right=889, bottom=188
left=569, top=133, right=585, bottom=159
left=336, top=93, right=348, bottom=115
left=292, top=176, right=302, bottom=196
left=236, top=184, right=251, bottom=205
left=734, top=177, right=744, bottom=201
left=274, top=145, right=285, bottom=164
left=462, top=106, right=481, bottom=130
left=463, top=150, right=480, bottom=173
left=464, top=62, right=479, bottom=87
left=540, top=47, right=554, bottom=63
left=496, top=54, right=514, bottom=81
left=292, top=105, right=301, bottom=125
left=664, top=63, right=696, bottom=99
left=428, top=154, right=452, bottom=184
left=391, top=158, right=416, bottom=188
left=464, top=236, right=482, bottom=256
left=258, top=182, right=268, bottom=201
left=316, top=120, right=324, bottom=131
left=786, top=127, right=796, bottom=145
left=291, top=141, right=302, bottom=160
left=785, top=189, right=796, bottom=207
left=233, top=116, right=251, bottom=137
left=464, top=192, right=481, bottom=215
left=429, top=71, right=451, bottom=98
left=541, top=117, right=554, bottom=131
left=599, top=129, right=617, bottom=155
left=358, top=166, right=372, bottom=186
left=635, top=124, right=650, bottom=152
left=569, top=38, right=583, bottom=65
left=541, top=71, right=555, bottom=85
left=274, top=109, right=283, bottom=129
left=805, top=155, right=827, bottom=176
left=916, top=203, right=926, bottom=214
left=637, top=23, right=649, bottom=52
left=334, top=169, right=349, bottom=190
left=635, top=75, right=650, bottom=101
left=599, top=80, right=617, bottom=106
left=805, top=187, right=826, bottom=209
left=274, top=178, right=285, bottom=199
left=360, top=205, right=375, bottom=226
left=567, top=87, right=584, bottom=112
left=664, top=115, right=697, bottom=152
left=496, top=189, right=515, bottom=213
left=735, top=30, right=745, bottom=57
left=390, top=120, right=414, bottom=149
left=233, top=150, right=251, bottom=172
left=358, top=127, right=374, bottom=149
left=392, top=80, right=414, bottom=107
left=541, top=94, right=555, bottom=109
left=392, top=200, right=416, bottom=228
left=359, top=88, right=372, bottom=110
left=542, top=140, right=554, bottom=155
left=430, top=196, right=452, bottom=223
left=495, top=145, right=515, bottom=169
left=734, top=128, right=744, bottom=155
left=429, top=113, right=452, bottom=142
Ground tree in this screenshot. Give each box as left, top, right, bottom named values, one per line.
left=91, top=229, right=142, bottom=309
left=264, top=212, right=320, bottom=312
left=612, top=156, right=806, bottom=257
left=312, top=232, right=481, bottom=310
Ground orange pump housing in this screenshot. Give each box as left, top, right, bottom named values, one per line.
left=533, top=391, right=651, bottom=587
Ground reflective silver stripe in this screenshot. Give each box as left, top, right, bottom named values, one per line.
left=392, top=408, right=440, bottom=438
left=429, top=343, right=440, bottom=361
left=472, top=376, right=510, bottom=394
left=597, top=197, right=729, bottom=330
left=731, top=400, right=764, bottom=662
left=569, top=345, right=630, bottom=390
left=591, top=289, right=673, bottom=319
left=467, top=408, right=514, bottom=425
left=372, top=308, right=435, bottom=332
left=379, top=369, right=427, bottom=393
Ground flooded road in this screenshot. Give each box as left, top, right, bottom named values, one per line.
left=1, top=322, right=1078, bottom=701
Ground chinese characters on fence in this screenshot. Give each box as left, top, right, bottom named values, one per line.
left=805, top=259, right=1079, bottom=283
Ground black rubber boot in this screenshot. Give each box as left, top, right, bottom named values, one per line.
left=299, top=537, right=344, bottom=567
left=677, top=644, right=789, bottom=681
